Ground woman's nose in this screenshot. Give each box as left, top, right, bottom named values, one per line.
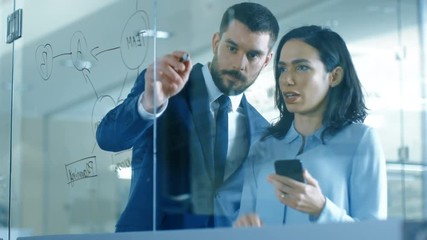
left=281, top=72, right=295, bottom=86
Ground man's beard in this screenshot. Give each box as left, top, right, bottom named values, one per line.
left=210, top=55, right=256, bottom=96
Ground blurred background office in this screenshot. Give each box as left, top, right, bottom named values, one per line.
left=0, top=0, right=426, bottom=239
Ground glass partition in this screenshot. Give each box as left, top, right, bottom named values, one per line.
left=8, top=0, right=156, bottom=236
left=0, top=0, right=426, bottom=239
left=1, top=2, right=14, bottom=240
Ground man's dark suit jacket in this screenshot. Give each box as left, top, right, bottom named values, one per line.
left=96, top=63, right=269, bottom=232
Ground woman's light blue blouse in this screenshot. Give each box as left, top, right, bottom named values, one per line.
left=239, top=123, right=388, bottom=225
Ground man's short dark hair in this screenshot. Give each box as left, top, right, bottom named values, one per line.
left=219, top=2, right=279, bottom=50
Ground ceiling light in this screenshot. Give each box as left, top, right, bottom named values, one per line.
left=139, top=29, right=171, bottom=39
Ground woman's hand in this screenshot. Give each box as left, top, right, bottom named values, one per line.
left=268, top=169, right=326, bottom=216
left=233, top=213, right=263, bottom=227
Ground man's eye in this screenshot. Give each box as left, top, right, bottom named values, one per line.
left=247, top=52, right=259, bottom=60
left=227, top=46, right=237, bottom=53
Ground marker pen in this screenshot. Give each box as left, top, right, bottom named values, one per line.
left=179, top=53, right=190, bottom=62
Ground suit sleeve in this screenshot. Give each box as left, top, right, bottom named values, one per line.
left=238, top=140, right=263, bottom=217
left=96, top=70, right=154, bottom=152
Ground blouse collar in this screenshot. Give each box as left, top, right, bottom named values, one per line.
left=284, top=121, right=326, bottom=144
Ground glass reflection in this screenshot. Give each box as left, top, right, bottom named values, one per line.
left=96, top=2, right=279, bottom=231
left=0, top=0, right=424, bottom=238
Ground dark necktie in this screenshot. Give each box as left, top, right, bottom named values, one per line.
left=214, top=95, right=231, bottom=187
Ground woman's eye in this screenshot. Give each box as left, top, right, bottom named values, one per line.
left=278, top=66, right=287, bottom=73
left=296, top=65, right=309, bottom=72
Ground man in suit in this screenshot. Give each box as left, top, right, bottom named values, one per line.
left=96, top=2, right=279, bottom=232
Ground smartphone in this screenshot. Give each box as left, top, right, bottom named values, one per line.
left=274, top=159, right=304, bottom=183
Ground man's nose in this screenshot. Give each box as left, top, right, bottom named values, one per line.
left=233, top=53, right=248, bottom=71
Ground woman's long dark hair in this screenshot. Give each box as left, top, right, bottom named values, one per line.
left=267, top=25, right=367, bottom=141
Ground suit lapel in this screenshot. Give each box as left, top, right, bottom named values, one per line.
left=186, top=67, right=268, bottom=185
left=223, top=95, right=267, bottom=181
left=241, top=95, right=268, bottom=150
left=187, top=64, right=215, bottom=182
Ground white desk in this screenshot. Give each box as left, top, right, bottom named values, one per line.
left=17, top=219, right=427, bottom=240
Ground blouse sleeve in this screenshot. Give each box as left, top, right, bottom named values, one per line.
left=316, top=127, right=388, bottom=222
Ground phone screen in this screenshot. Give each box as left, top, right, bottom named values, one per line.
left=274, top=159, right=304, bottom=182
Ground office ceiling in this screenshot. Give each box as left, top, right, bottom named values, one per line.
left=0, top=0, right=420, bottom=118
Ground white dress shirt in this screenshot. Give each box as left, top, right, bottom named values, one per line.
left=202, top=64, right=249, bottom=180
left=138, top=63, right=249, bottom=181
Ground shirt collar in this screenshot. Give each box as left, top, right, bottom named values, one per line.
left=284, top=121, right=325, bottom=143
left=202, top=63, right=243, bottom=112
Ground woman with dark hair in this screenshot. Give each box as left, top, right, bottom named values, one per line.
left=234, top=25, right=387, bottom=227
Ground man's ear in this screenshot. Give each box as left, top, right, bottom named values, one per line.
left=263, top=51, right=273, bottom=68
left=329, top=66, right=344, bottom=87
left=212, top=32, right=220, bottom=54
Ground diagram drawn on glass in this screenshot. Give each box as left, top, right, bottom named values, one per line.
left=34, top=2, right=150, bottom=186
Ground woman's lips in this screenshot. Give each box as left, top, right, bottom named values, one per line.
left=283, top=91, right=300, bottom=104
